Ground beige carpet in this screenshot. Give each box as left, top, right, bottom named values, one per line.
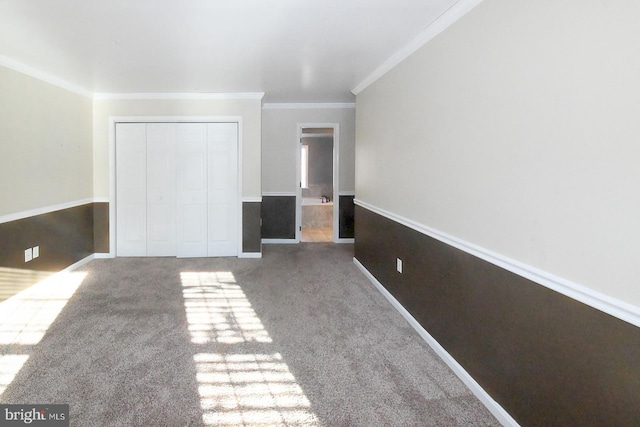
left=0, top=243, right=499, bottom=426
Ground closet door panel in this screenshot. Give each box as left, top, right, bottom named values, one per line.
left=176, top=123, right=208, bottom=257
left=207, top=123, right=238, bottom=256
left=121, top=205, right=146, bottom=243
left=146, top=123, right=177, bottom=256
left=116, top=123, right=147, bottom=256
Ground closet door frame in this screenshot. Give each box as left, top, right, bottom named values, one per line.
left=108, top=116, right=243, bottom=258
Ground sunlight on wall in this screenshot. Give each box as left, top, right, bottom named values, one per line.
left=181, top=272, right=272, bottom=344
left=182, top=272, right=320, bottom=426
left=0, top=271, right=86, bottom=397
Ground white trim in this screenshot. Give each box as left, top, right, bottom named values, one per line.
left=353, top=258, right=519, bottom=427
left=332, top=125, right=340, bottom=244
left=262, top=239, right=298, bottom=244
left=354, top=199, right=640, bottom=329
left=263, top=103, right=356, bottom=110
left=262, top=192, right=296, bottom=197
left=239, top=252, right=262, bottom=259
left=93, top=253, right=114, bottom=259
left=0, top=54, right=93, bottom=98
left=0, top=55, right=267, bottom=102
left=296, top=127, right=302, bottom=242
left=236, top=120, right=245, bottom=259
left=351, top=0, right=484, bottom=95
left=63, top=254, right=96, bottom=272
left=0, top=198, right=94, bottom=224
left=338, top=191, right=355, bottom=196
left=95, top=92, right=264, bottom=100
left=108, top=116, right=244, bottom=124
left=336, top=238, right=355, bottom=244
left=93, top=197, right=110, bottom=203
left=242, top=197, right=263, bottom=203
left=108, top=119, right=117, bottom=257
left=109, top=116, right=244, bottom=258
left=301, top=133, right=333, bottom=139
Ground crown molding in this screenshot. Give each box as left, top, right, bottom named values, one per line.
left=352, top=0, right=484, bottom=95
left=263, top=103, right=356, bottom=110
left=0, top=54, right=93, bottom=98
left=0, top=54, right=266, bottom=101
left=94, top=92, right=265, bottom=100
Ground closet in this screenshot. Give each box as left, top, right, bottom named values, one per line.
left=115, top=122, right=238, bottom=257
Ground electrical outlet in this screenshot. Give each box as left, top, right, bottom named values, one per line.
left=25, top=248, right=33, bottom=262
left=33, top=246, right=39, bottom=258
left=396, top=257, right=403, bottom=273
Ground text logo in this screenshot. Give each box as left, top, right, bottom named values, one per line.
left=0, top=405, right=68, bottom=426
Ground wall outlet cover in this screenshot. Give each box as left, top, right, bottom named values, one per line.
left=25, top=248, right=33, bottom=262
left=396, top=258, right=403, bottom=273
left=33, top=246, right=39, bottom=258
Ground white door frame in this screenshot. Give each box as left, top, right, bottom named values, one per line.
left=296, top=123, right=340, bottom=243
left=108, top=116, right=243, bottom=257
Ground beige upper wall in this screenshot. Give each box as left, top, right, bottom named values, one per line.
left=356, top=0, right=640, bottom=306
left=262, top=107, right=356, bottom=193
left=93, top=98, right=262, bottom=198
left=0, top=66, right=93, bottom=216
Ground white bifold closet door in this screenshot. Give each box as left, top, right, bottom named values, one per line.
left=147, top=123, right=177, bottom=256
left=116, top=122, right=238, bottom=257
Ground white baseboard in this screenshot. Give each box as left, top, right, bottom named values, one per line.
left=93, top=253, right=114, bottom=259
left=336, top=238, right=355, bottom=244
left=353, top=257, right=519, bottom=427
left=262, top=239, right=298, bottom=244
left=62, top=254, right=96, bottom=272
left=262, top=192, right=296, bottom=197
left=262, top=238, right=353, bottom=244
left=239, top=252, right=262, bottom=259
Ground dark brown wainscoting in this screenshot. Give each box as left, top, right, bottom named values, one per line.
left=261, top=196, right=296, bottom=240
left=93, top=202, right=110, bottom=253
left=0, top=203, right=95, bottom=272
left=354, top=205, right=640, bottom=427
left=242, top=202, right=262, bottom=254
left=338, top=195, right=355, bottom=239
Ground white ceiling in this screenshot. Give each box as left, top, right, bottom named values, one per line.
left=0, top=0, right=460, bottom=102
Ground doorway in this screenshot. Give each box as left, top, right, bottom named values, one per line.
left=297, top=125, right=337, bottom=242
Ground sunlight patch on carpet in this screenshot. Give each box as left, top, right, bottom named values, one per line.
left=0, top=270, right=86, bottom=397
left=182, top=272, right=320, bottom=426
left=0, top=271, right=87, bottom=345
left=181, top=272, right=272, bottom=344
left=0, top=355, right=29, bottom=396
left=194, top=353, right=319, bottom=426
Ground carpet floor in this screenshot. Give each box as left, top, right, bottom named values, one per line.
left=0, top=243, right=500, bottom=426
